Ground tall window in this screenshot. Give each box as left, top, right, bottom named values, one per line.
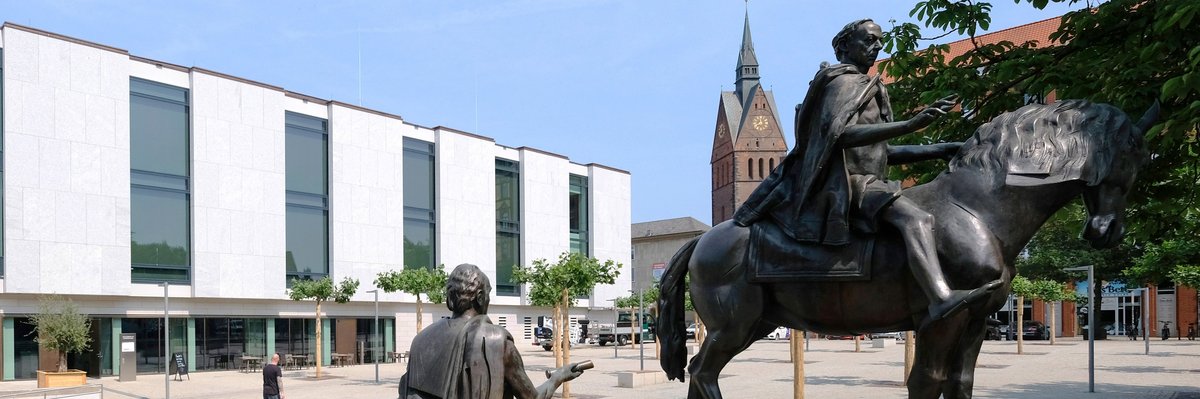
left=496, top=159, right=520, bottom=296
left=0, top=49, right=5, bottom=277
left=569, top=174, right=589, bottom=256
left=130, top=78, right=191, bottom=283
left=403, top=138, right=436, bottom=269
left=285, top=112, right=329, bottom=281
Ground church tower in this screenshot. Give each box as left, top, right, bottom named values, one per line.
left=711, top=11, right=788, bottom=225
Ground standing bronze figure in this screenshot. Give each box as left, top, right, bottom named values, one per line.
left=400, top=264, right=589, bottom=399
left=657, top=19, right=1155, bottom=399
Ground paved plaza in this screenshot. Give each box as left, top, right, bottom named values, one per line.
left=1, top=337, right=1197, bottom=398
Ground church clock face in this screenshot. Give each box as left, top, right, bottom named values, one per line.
left=717, top=124, right=727, bottom=137
left=752, top=115, right=769, bottom=131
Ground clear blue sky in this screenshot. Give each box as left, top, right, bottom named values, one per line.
left=4, top=0, right=1084, bottom=225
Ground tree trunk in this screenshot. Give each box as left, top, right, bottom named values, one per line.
left=561, top=289, right=571, bottom=399
left=552, top=303, right=562, bottom=368
left=854, top=334, right=861, bottom=352
left=903, top=331, right=915, bottom=384
left=58, top=351, right=68, bottom=372
left=693, top=312, right=706, bottom=344
left=1016, top=295, right=1025, bottom=355
left=1049, top=301, right=1057, bottom=345
left=316, top=300, right=324, bottom=378
left=416, top=295, right=424, bottom=332
left=791, top=329, right=804, bottom=399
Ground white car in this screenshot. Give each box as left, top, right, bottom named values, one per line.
left=869, top=332, right=906, bottom=341
left=765, top=326, right=790, bottom=340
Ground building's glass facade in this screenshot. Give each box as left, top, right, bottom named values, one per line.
left=285, top=112, right=330, bottom=281
left=403, top=138, right=436, bottom=269
left=569, top=174, right=589, bottom=255
left=130, top=78, right=191, bottom=283
left=121, top=318, right=186, bottom=374
left=495, top=159, right=520, bottom=296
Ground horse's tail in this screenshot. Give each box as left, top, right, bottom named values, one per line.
left=658, top=236, right=699, bottom=382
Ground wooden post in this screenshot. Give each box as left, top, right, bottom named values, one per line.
left=791, top=329, right=804, bottom=399
left=854, top=334, right=861, bottom=352
left=1017, top=295, right=1025, bottom=354
left=903, top=331, right=915, bottom=384
left=553, top=304, right=562, bottom=367
left=1049, top=301, right=1057, bottom=345
left=561, top=289, right=571, bottom=399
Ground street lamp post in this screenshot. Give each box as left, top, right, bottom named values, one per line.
left=160, top=282, right=170, bottom=399
left=607, top=299, right=618, bottom=359
left=638, top=287, right=645, bottom=371
left=1065, top=265, right=1094, bottom=393
left=366, top=289, right=380, bottom=384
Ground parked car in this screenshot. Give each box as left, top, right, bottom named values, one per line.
left=1008, top=321, right=1049, bottom=340
left=686, top=323, right=698, bottom=340
left=765, top=326, right=790, bottom=340
left=869, top=332, right=905, bottom=341
left=984, top=318, right=1003, bottom=340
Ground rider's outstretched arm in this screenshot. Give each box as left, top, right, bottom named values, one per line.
left=887, top=142, right=962, bottom=165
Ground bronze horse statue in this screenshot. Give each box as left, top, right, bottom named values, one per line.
left=657, top=100, right=1155, bottom=399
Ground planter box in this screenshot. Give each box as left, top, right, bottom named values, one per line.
left=36, top=370, right=87, bottom=388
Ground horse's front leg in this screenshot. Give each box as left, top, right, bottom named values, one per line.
left=942, top=314, right=987, bottom=399
left=907, top=314, right=970, bottom=399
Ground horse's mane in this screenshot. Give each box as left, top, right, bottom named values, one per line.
left=948, top=100, right=1144, bottom=186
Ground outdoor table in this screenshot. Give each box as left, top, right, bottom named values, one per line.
left=285, top=354, right=309, bottom=370
left=331, top=353, right=353, bottom=367
left=240, top=356, right=263, bottom=373
left=387, top=351, right=409, bottom=364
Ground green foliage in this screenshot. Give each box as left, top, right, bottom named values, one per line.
left=288, top=276, right=360, bottom=304
left=512, top=251, right=621, bottom=307
left=374, top=265, right=448, bottom=304
left=1169, top=265, right=1200, bottom=288
left=614, top=286, right=660, bottom=309
left=1013, top=275, right=1078, bottom=302
left=881, top=0, right=1200, bottom=247
left=29, top=295, right=91, bottom=372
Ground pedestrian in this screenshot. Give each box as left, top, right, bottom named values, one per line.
left=263, top=353, right=284, bottom=399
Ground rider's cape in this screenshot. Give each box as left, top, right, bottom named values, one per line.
left=733, top=63, right=891, bottom=246
left=400, top=315, right=509, bottom=399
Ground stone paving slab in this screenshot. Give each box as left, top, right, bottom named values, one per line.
left=0, top=337, right=1196, bottom=398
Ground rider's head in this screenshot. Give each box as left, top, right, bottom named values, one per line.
left=833, top=19, right=883, bottom=68
left=446, top=263, right=491, bottom=316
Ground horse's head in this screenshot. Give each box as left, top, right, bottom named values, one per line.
left=1080, top=102, right=1156, bottom=248
left=950, top=100, right=1151, bottom=249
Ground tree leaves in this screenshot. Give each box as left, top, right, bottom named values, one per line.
left=30, top=295, right=91, bottom=371
left=288, top=276, right=360, bottom=304
left=512, top=252, right=621, bottom=308
left=375, top=265, right=448, bottom=304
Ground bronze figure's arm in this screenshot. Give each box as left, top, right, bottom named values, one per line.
left=840, top=94, right=958, bottom=147
left=887, top=142, right=962, bottom=165
left=504, top=340, right=587, bottom=399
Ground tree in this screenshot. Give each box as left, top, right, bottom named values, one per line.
left=513, top=252, right=620, bottom=399
left=882, top=0, right=1200, bottom=289
left=1009, top=276, right=1035, bottom=354
left=1028, top=279, right=1078, bottom=345
left=375, top=265, right=448, bottom=332
left=288, top=277, right=359, bottom=378
left=29, top=296, right=91, bottom=372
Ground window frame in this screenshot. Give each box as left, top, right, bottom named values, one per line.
left=129, top=77, right=192, bottom=284
left=285, top=112, right=330, bottom=282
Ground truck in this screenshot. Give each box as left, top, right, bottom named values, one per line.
left=592, top=310, right=655, bottom=346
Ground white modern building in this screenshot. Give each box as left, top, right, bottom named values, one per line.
left=0, top=23, right=631, bottom=380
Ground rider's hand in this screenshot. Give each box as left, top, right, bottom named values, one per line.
left=553, top=362, right=586, bottom=382
left=909, top=94, right=959, bottom=130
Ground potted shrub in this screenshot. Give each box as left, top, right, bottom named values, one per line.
left=30, top=295, right=91, bottom=388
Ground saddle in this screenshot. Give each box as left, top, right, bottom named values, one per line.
left=746, top=219, right=874, bottom=283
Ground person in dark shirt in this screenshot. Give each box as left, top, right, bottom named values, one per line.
left=263, top=353, right=284, bottom=399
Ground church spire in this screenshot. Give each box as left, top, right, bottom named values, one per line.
left=734, top=9, right=760, bottom=103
